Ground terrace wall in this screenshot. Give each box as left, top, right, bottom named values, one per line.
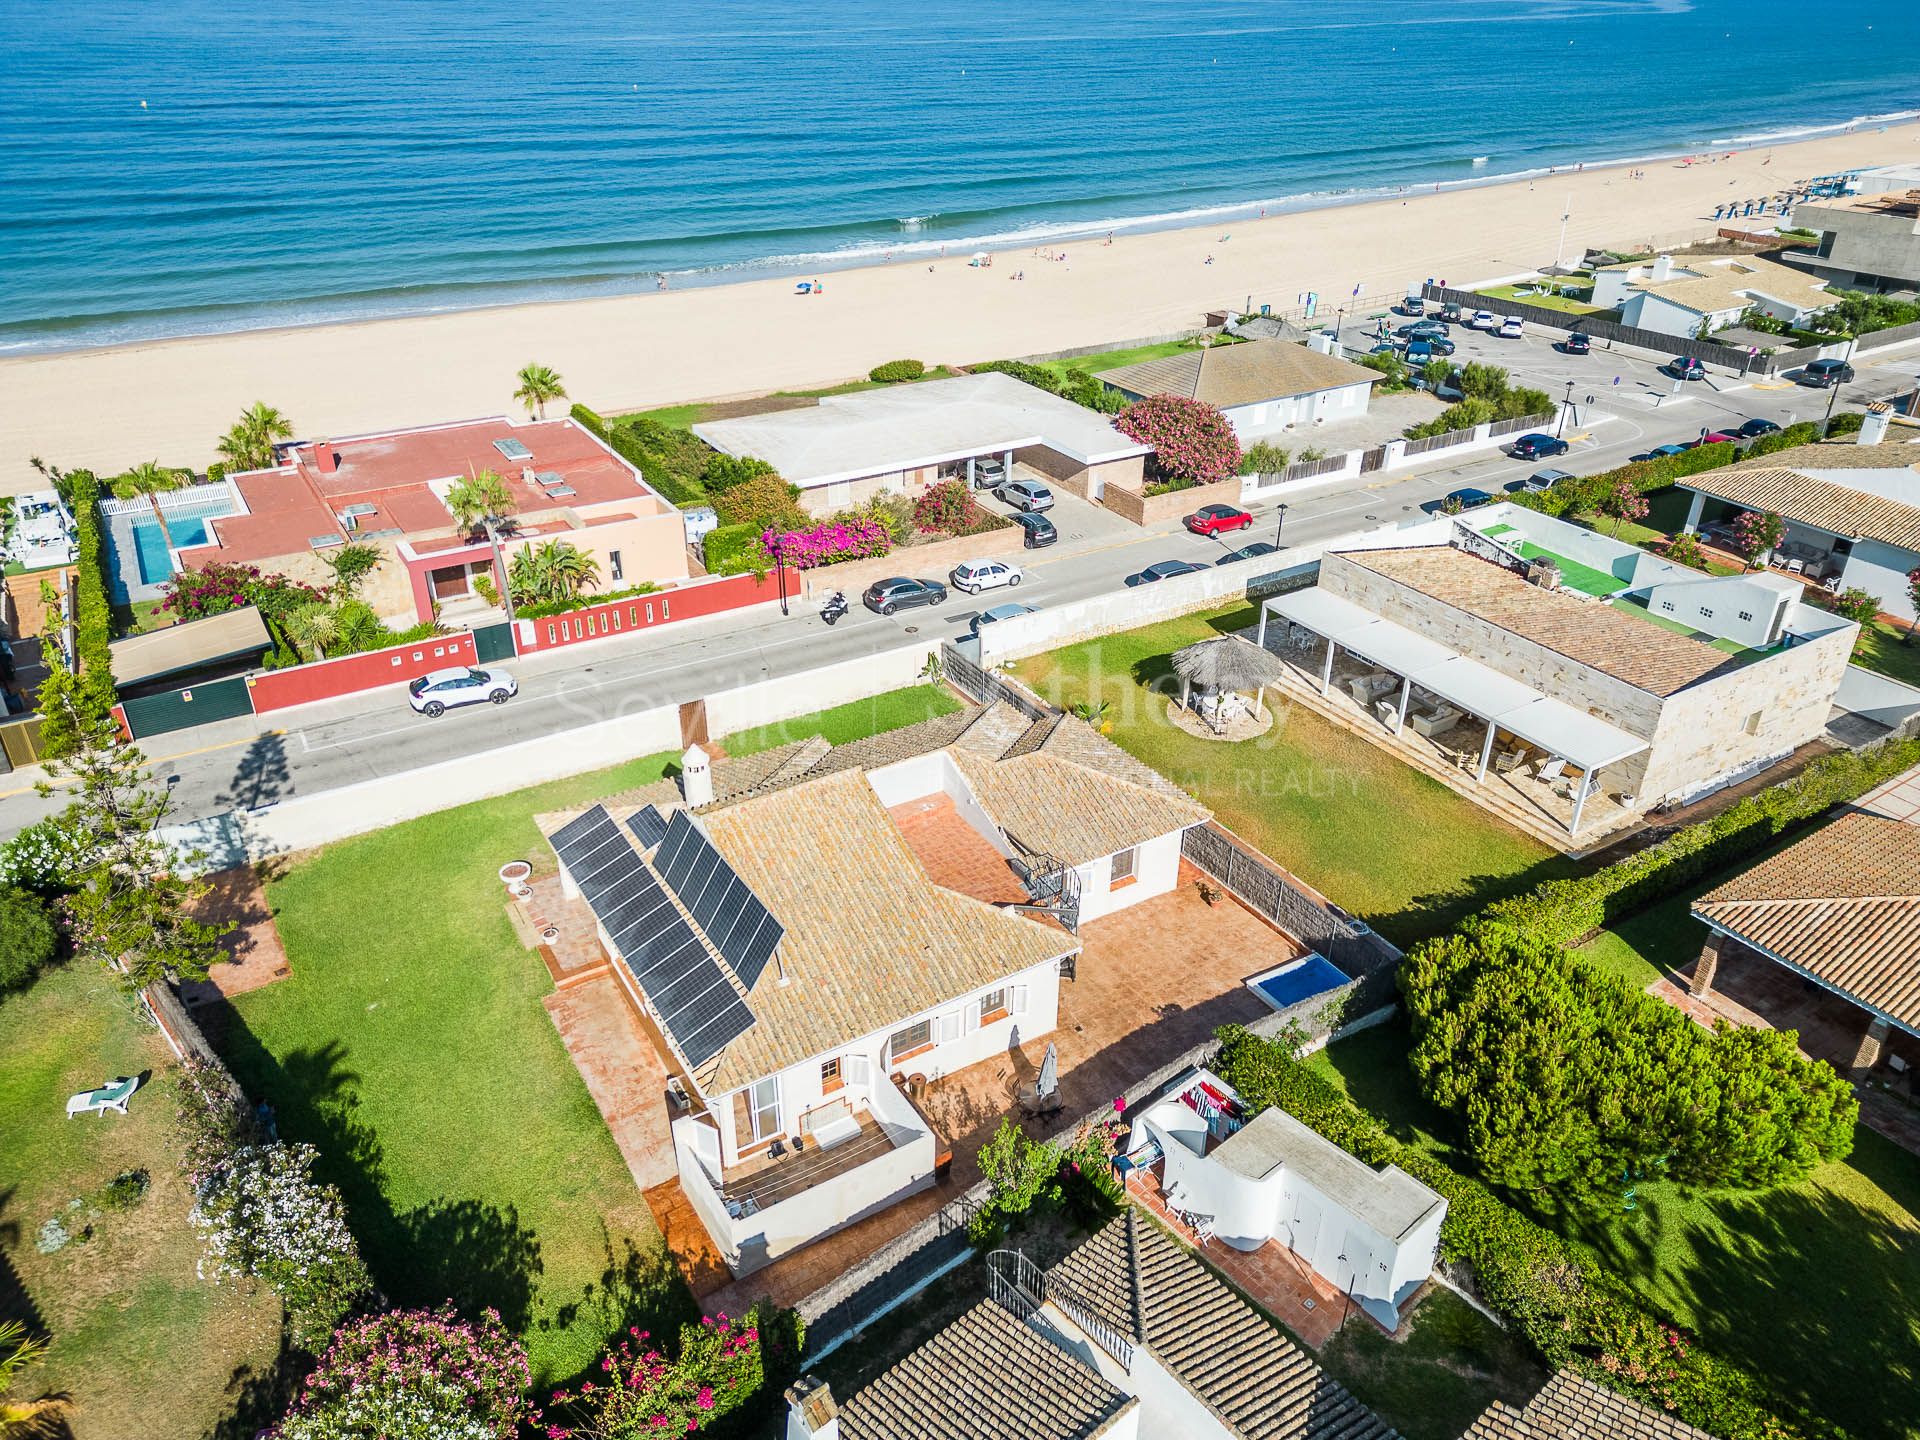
left=800, top=527, right=1016, bottom=597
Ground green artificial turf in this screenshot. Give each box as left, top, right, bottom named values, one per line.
left=1011, top=605, right=1578, bottom=947
left=1851, top=620, right=1920, bottom=689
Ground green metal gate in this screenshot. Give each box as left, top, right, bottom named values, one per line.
left=119, top=676, right=255, bottom=739
left=471, top=620, right=518, bottom=664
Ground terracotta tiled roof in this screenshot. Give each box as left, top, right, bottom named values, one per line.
left=1690, top=452, right=1920, bottom=550
left=836, top=1300, right=1136, bottom=1440
left=1692, top=811, right=1920, bottom=1030
left=1048, top=1213, right=1397, bottom=1440
left=1096, top=338, right=1380, bottom=408
left=1628, top=255, right=1830, bottom=316
left=1726, top=438, right=1920, bottom=471
left=1334, top=546, right=1736, bottom=696
left=952, top=750, right=1208, bottom=866
left=1463, top=1370, right=1714, bottom=1440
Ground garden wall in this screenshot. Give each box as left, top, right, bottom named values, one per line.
left=246, top=632, right=479, bottom=713
left=801, top=527, right=1017, bottom=596
left=511, top=570, right=800, bottom=655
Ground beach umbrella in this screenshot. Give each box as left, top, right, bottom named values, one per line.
left=1036, top=1042, right=1059, bottom=1101
left=1171, top=635, right=1287, bottom=720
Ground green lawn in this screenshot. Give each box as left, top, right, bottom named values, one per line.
left=625, top=368, right=960, bottom=431
left=1033, top=337, right=1218, bottom=385
left=214, top=685, right=968, bottom=1383
left=1476, top=283, right=1613, bottom=318
left=1010, top=606, right=1578, bottom=947
left=0, top=964, right=283, bottom=1440
left=1851, top=621, right=1920, bottom=689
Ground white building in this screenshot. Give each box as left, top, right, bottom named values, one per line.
left=1589, top=253, right=1833, bottom=338
left=693, top=371, right=1151, bottom=513
left=1095, top=338, right=1379, bottom=441
left=1126, top=1068, right=1445, bottom=1329
left=543, top=703, right=1208, bottom=1277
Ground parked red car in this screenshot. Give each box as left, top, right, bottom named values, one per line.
left=1184, top=503, right=1254, bottom=537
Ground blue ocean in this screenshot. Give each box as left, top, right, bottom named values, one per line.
left=1, top=0, right=1915, bottom=352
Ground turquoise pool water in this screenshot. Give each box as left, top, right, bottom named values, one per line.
left=104, top=488, right=242, bottom=601
left=130, top=513, right=217, bottom=584
left=1251, top=955, right=1349, bottom=1010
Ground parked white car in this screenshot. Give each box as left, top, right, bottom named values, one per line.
left=1469, top=310, right=1498, bottom=330
left=1497, top=316, right=1525, bottom=339
left=950, top=558, right=1025, bottom=594
left=408, top=666, right=518, bottom=717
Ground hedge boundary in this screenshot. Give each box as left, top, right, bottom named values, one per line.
left=70, top=470, right=116, bottom=711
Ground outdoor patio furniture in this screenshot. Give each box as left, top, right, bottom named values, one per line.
left=1785, top=558, right=1805, bottom=575
left=1494, top=748, right=1528, bottom=775
left=810, top=1112, right=862, bottom=1149
left=1409, top=704, right=1462, bottom=738
left=1535, top=757, right=1567, bottom=785
left=725, top=1194, right=760, bottom=1220
left=1372, top=697, right=1399, bottom=727
left=66, top=1075, right=139, bottom=1119
left=1190, top=1214, right=1216, bottom=1247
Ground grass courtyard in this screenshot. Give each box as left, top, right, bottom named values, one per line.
left=1010, top=604, right=1578, bottom=946
left=211, top=683, right=963, bottom=1384
left=0, top=964, right=283, bottom=1440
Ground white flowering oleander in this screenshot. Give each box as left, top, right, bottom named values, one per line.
left=272, top=1383, right=497, bottom=1440
left=0, top=820, right=88, bottom=892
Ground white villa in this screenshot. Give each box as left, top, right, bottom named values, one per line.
left=1094, top=338, right=1380, bottom=441
left=542, top=704, right=1209, bottom=1276
left=1589, top=252, right=1834, bottom=338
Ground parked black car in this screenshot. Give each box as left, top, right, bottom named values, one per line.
left=1216, top=541, right=1281, bottom=566
left=1665, top=355, right=1708, bottom=381
left=1736, top=417, right=1781, bottom=438
left=1429, top=488, right=1495, bottom=513
left=1011, top=511, right=1057, bottom=548
left=1797, top=357, right=1855, bottom=388
left=862, top=576, right=948, bottom=616
left=1562, top=332, right=1592, bottom=355
left=1509, top=432, right=1570, bottom=460
left=1126, top=559, right=1209, bottom=587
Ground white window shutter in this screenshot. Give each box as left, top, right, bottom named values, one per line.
left=965, top=999, right=982, bottom=1032
left=1011, top=983, right=1029, bottom=1016
left=937, top=1010, right=961, bottom=1044
left=846, top=1053, right=872, bottom=1087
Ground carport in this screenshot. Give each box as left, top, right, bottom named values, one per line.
left=1259, top=587, right=1647, bottom=834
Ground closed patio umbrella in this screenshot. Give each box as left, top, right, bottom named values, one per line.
left=1035, top=1042, right=1058, bottom=1101
left=1170, top=635, right=1288, bottom=720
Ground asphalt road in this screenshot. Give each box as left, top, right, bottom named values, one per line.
left=3, top=319, right=1911, bottom=838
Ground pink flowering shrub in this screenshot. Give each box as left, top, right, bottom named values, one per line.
left=549, top=1309, right=791, bottom=1438
left=1114, top=394, right=1242, bottom=486
left=271, top=1305, right=530, bottom=1440
left=162, top=561, right=326, bottom=621
left=1730, top=508, right=1786, bottom=567
left=761, top=517, right=891, bottom=570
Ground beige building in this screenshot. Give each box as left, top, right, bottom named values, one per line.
left=1095, top=337, right=1379, bottom=440
left=693, top=372, right=1150, bottom=513
left=1793, top=165, right=1920, bottom=291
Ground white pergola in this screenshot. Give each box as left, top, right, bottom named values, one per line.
left=1259, top=588, right=1649, bottom=834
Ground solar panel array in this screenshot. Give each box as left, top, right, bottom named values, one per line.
left=550, top=805, right=753, bottom=1066
left=654, top=810, right=787, bottom=991
left=628, top=804, right=670, bottom=849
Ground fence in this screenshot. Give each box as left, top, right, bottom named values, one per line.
left=1856, top=317, right=1920, bottom=354
left=1403, top=429, right=1472, bottom=458
left=1489, top=411, right=1554, bottom=438
left=513, top=569, right=799, bottom=654
left=1419, top=284, right=1825, bottom=376
left=1182, top=822, right=1402, bottom=980
left=941, top=642, right=1052, bottom=720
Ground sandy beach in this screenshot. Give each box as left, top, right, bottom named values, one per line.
left=6, top=122, right=1918, bottom=494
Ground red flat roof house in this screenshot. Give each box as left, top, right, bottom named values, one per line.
left=178, top=416, right=690, bottom=624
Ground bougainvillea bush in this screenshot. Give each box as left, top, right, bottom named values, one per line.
left=548, top=1311, right=780, bottom=1438
left=910, top=479, right=1007, bottom=538
left=162, top=561, right=326, bottom=621
left=271, top=1306, right=530, bottom=1440
left=1114, top=395, right=1242, bottom=486
left=760, top=517, right=891, bottom=570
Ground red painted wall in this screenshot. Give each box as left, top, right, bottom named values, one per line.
left=513, top=570, right=799, bottom=654
left=248, top=633, right=479, bottom=713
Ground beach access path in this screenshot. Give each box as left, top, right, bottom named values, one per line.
left=5, top=121, right=1918, bottom=491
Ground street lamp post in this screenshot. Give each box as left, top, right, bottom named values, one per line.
left=1274, top=502, right=1291, bottom=550
left=1556, top=380, right=1575, bottom=438
left=770, top=536, right=790, bottom=616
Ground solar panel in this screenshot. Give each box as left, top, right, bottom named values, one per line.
left=493, top=438, right=533, bottom=461
left=550, top=805, right=616, bottom=862
left=628, top=805, right=669, bottom=849
left=654, top=811, right=786, bottom=989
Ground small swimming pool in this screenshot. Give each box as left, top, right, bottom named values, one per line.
left=1246, top=954, right=1349, bottom=1011
left=129, top=512, right=220, bottom=583
left=103, top=486, right=242, bottom=601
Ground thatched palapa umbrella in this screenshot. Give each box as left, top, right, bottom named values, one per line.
left=1170, top=635, right=1287, bottom=721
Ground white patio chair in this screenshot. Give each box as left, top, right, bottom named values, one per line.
left=1535, top=757, right=1567, bottom=785
left=1190, top=1213, right=1216, bottom=1247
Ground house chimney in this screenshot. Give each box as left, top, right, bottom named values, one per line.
left=680, top=744, right=713, bottom=807
left=1858, top=401, right=1892, bottom=446
left=1650, top=254, right=1674, bottom=283
left=312, top=442, right=339, bottom=474
left=784, top=1377, right=838, bottom=1440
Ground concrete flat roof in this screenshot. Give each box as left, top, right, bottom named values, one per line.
left=693, top=372, right=1150, bottom=489
left=1214, top=1105, right=1445, bottom=1242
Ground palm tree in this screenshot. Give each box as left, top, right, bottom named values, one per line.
left=446, top=469, right=515, bottom=537
left=281, top=603, right=339, bottom=662
left=112, top=460, right=187, bottom=556
left=215, top=401, right=293, bottom=471
left=509, top=539, right=599, bottom=606
left=513, top=362, right=567, bottom=420
left=0, top=1320, right=67, bottom=1438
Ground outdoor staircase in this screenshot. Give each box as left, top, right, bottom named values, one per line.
left=1004, top=853, right=1082, bottom=932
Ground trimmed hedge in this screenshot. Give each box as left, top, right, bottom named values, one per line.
left=1482, top=733, right=1920, bottom=946
left=868, top=359, right=926, bottom=383
left=1212, top=1027, right=1798, bottom=1440
left=969, top=358, right=1125, bottom=414
left=573, top=401, right=713, bottom=507
left=70, top=469, right=116, bottom=713
left=702, top=523, right=769, bottom=577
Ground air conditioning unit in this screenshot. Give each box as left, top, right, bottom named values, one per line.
left=1526, top=557, right=1562, bottom=590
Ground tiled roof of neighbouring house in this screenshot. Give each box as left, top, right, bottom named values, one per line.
left=835, top=1300, right=1137, bottom=1440
left=1095, top=338, right=1380, bottom=408
left=1331, top=545, right=1738, bottom=696
left=1462, top=1370, right=1715, bottom=1440
left=1046, top=1212, right=1398, bottom=1440
left=1627, top=254, right=1832, bottom=316
left=1690, top=449, right=1920, bottom=551
left=1692, top=810, right=1920, bottom=1030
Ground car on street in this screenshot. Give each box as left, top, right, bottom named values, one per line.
left=1127, top=559, right=1209, bottom=586
left=970, top=456, right=1009, bottom=489
left=997, top=477, right=1055, bottom=511
left=1519, top=468, right=1575, bottom=493
left=1431, top=487, right=1495, bottom=513
left=1439, top=302, right=1465, bottom=323
left=1562, top=332, right=1592, bottom=355
left=862, top=576, right=948, bottom=615
left=1664, top=355, right=1707, bottom=381
left=1797, top=357, right=1855, bottom=388
left=1692, top=430, right=1741, bottom=447
left=1405, top=338, right=1456, bottom=364
left=1397, top=319, right=1449, bottom=339
left=949, top=558, right=1024, bottom=594
left=1468, top=309, right=1498, bottom=330
left=970, top=602, right=1037, bottom=634
left=1497, top=316, right=1525, bottom=339
left=1630, top=443, right=1689, bottom=461
left=1010, top=511, right=1057, bottom=548
left=1216, top=541, right=1281, bottom=565
left=408, top=666, right=518, bottom=718
left=1736, top=417, right=1781, bottom=438
left=1184, top=503, right=1254, bottom=536
left=1393, top=297, right=1425, bottom=317
left=1509, top=432, right=1570, bottom=460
